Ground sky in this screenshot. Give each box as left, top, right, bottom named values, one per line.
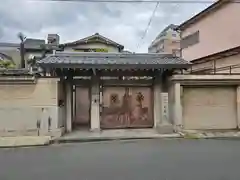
left=0, top=0, right=211, bottom=52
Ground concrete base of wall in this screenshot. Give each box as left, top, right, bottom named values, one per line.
left=0, top=136, right=52, bottom=148
left=0, top=127, right=65, bottom=138
left=156, top=124, right=174, bottom=134
left=41, top=127, right=65, bottom=138
left=173, top=125, right=183, bottom=133
left=89, top=128, right=101, bottom=133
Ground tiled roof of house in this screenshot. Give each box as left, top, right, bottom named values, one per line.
left=62, top=33, right=124, bottom=50
left=37, top=52, right=190, bottom=69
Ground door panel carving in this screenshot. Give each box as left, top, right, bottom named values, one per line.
left=101, top=87, right=153, bottom=129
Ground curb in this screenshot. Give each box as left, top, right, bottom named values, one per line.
left=52, top=136, right=183, bottom=144
left=0, top=142, right=52, bottom=149
left=182, top=133, right=240, bottom=140
left=0, top=136, right=53, bottom=149
left=51, top=135, right=240, bottom=144
left=201, top=136, right=240, bottom=140
left=2, top=135, right=239, bottom=148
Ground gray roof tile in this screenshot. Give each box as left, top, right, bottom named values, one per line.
left=37, top=52, right=190, bottom=69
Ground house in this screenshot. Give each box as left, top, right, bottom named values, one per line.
left=62, top=33, right=124, bottom=53
left=0, top=36, right=62, bottom=69
left=177, top=0, right=240, bottom=73
left=0, top=33, right=124, bottom=69
left=148, top=24, right=180, bottom=56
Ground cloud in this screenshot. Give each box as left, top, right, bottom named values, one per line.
left=0, top=0, right=210, bottom=52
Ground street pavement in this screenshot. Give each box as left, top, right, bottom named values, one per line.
left=0, top=139, right=240, bottom=180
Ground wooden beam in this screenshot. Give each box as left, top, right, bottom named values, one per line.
left=52, top=68, right=162, bottom=77
left=101, top=79, right=153, bottom=86
left=98, top=69, right=159, bottom=77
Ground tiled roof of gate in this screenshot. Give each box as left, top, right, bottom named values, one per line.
left=37, top=52, right=190, bottom=69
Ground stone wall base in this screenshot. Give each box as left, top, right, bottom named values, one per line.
left=156, top=124, right=174, bottom=134
left=0, top=127, right=65, bottom=138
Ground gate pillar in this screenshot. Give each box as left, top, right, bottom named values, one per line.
left=90, top=76, right=100, bottom=131
left=154, top=76, right=174, bottom=134
left=153, top=76, right=161, bottom=128
left=66, top=81, right=73, bottom=132
left=173, top=82, right=183, bottom=132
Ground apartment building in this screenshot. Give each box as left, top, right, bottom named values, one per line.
left=148, top=24, right=180, bottom=56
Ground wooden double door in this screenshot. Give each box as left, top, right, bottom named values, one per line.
left=74, top=85, right=154, bottom=129
left=100, top=86, right=153, bottom=129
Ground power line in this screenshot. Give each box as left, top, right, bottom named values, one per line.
left=32, top=0, right=240, bottom=3
left=136, top=2, right=159, bottom=49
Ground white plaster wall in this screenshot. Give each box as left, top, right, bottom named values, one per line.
left=0, top=78, right=63, bottom=137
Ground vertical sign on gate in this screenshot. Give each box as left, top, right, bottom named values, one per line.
left=161, top=92, right=169, bottom=124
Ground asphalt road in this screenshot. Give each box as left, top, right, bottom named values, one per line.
left=0, top=139, right=240, bottom=180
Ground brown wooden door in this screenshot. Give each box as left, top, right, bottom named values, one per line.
left=74, top=87, right=90, bottom=128
left=101, top=86, right=153, bottom=129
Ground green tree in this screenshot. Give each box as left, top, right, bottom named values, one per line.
left=0, top=60, right=16, bottom=69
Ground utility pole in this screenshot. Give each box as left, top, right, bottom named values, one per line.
left=18, top=32, right=26, bottom=69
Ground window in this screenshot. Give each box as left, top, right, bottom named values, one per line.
left=180, top=31, right=199, bottom=49
left=172, top=33, right=177, bottom=37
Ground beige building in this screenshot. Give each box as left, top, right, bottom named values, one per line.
left=62, top=33, right=124, bottom=53
left=148, top=24, right=180, bottom=56
left=167, top=0, right=240, bottom=131
left=169, top=74, right=240, bottom=131
left=177, top=0, right=240, bottom=73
